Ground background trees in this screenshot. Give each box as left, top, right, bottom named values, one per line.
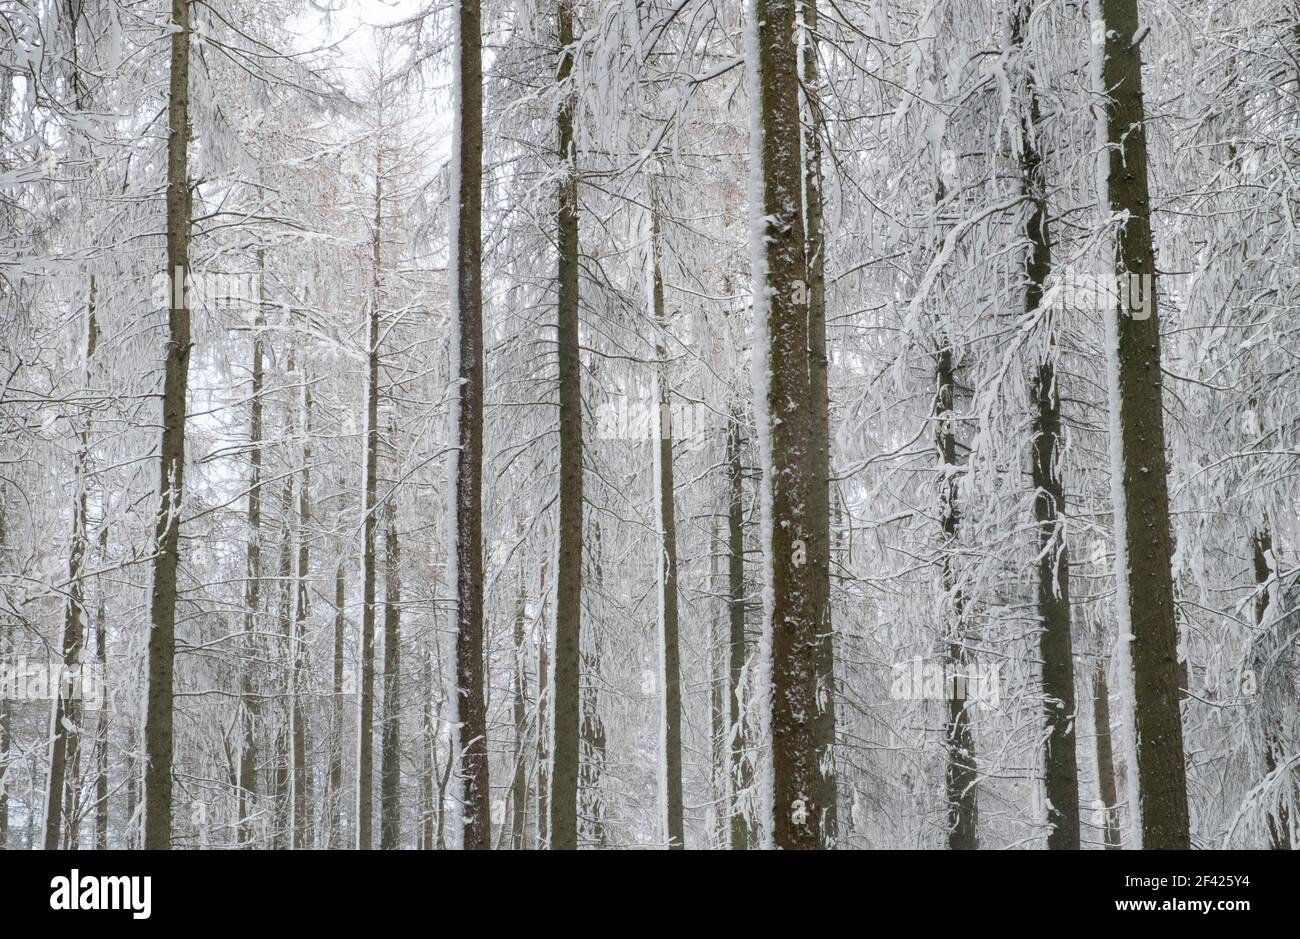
left=0, top=0, right=1297, bottom=850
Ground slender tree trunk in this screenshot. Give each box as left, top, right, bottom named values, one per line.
left=799, top=0, right=837, bottom=850
left=650, top=209, right=685, bottom=849
left=1096, top=0, right=1191, bottom=849
left=356, top=155, right=383, bottom=851
left=550, top=0, right=583, bottom=851
left=329, top=550, right=346, bottom=848
left=511, top=545, right=529, bottom=850
left=0, top=493, right=8, bottom=848
left=273, top=480, right=294, bottom=848
left=726, top=411, right=751, bottom=850
left=1250, top=529, right=1294, bottom=849
left=239, top=265, right=264, bottom=848
left=753, top=0, right=819, bottom=850
left=292, top=378, right=313, bottom=848
left=536, top=562, right=551, bottom=848
left=1012, top=3, right=1080, bottom=850
left=417, top=652, right=434, bottom=849
left=142, top=0, right=192, bottom=851
left=452, top=0, right=490, bottom=852
left=93, top=524, right=109, bottom=850
left=709, top=521, right=726, bottom=848
left=46, top=279, right=98, bottom=850
left=1092, top=659, right=1121, bottom=849
left=936, top=348, right=978, bottom=850
left=380, top=495, right=402, bottom=848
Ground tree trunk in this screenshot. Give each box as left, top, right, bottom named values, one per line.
left=537, top=560, right=551, bottom=848
left=1012, top=2, right=1080, bottom=849
left=0, top=493, right=8, bottom=848
left=936, top=347, right=978, bottom=850
left=753, top=0, right=819, bottom=850
left=511, top=546, right=529, bottom=850
left=1096, top=0, right=1191, bottom=849
left=45, top=278, right=98, bottom=850
left=453, top=0, right=490, bottom=852
left=142, top=0, right=192, bottom=847
left=380, top=493, right=402, bottom=849
left=93, top=522, right=109, bottom=850
left=799, top=0, right=837, bottom=850
left=292, top=377, right=313, bottom=848
left=239, top=261, right=264, bottom=848
left=726, top=411, right=751, bottom=850
left=1250, top=528, right=1295, bottom=849
left=549, top=0, right=583, bottom=851
left=1092, top=659, right=1121, bottom=849
left=650, top=208, right=685, bottom=849
left=330, top=555, right=346, bottom=848
left=356, top=152, right=383, bottom=850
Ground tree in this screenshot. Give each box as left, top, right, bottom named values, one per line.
left=750, top=0, right=820, bottom=850
left=142, top=0, right=193, bottom=850
left=452, top=0, right=490, bottom=851
left=1095, top=0, right=1191, bottom=849
left=549, top=0, right=584, bottom=851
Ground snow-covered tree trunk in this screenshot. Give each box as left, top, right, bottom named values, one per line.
left=1010, top=2, right=1080, bottom=850
left=650, top=208, right=684, bottom=849
left=143, top=0, right=193, bottom=850
left=750, top=0, right=819, bottom=850
left=549, top=0, right=584, bottom=851
left=799, top=0, right=837, bottom=850
left=451, top=0, right=490, bottom=851
left=1095, top=0, right=1190, bottom=849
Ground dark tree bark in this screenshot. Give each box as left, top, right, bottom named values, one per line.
left=650, top=209, right=685, bottom=849
left=143, top=0, right=192, bottom=849
left=753, top=0, right=819, bottom=851
left=356, top=151, right=383, bottom=850
left=45, top=280, right=98, bottom=850
left=292, top=378, right=313, bottom=849
left=1092, top=658, right=1121, bottom=849
left=726, top=410, right=751, bottom=850
left=239, top=260, right=265, bottom=848
left=549, top=0, right=583, bottom=851
left=936, top=347, right=977, bottom=850
left=453, top=0, right=490, bottom=852
left=1011, top=3, right=1080, bottom=850
left=1097, top=0, right=1191, bottom=849
left=380, top=494, right=401, bottom=849
left=511, top=548, right=529, bottom=850
left=799, top=0, right=837, bottom=850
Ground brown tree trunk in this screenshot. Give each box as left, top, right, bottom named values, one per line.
left=380, top=493, right=402, bottom=849
left=453, top=0, right=490, bottom=852
left=549, top=0, right=583, bottom=851
left=239, top=261, right=265, bottom=848
left=726, top=411, right=751, bottom=850
left=936, top=348, right=978, bottom=850
left=46, top=279, right=98, bottom=850
left=1012, top=2, right=1080, bottom=849
left=511, top=547, right=529, bottom=850
left=754, top=0, right=819, bottom=850
left=142, top=0, right=192, bottom=851
left=1092, top=659, right=1121, bottom=849
left=799, top=0, right=837, bottom=850
left=650, top=208, right=685, bottom=849
left=1097, top=0, right=1191, bottom=849
left=292, top=377, right=313, bottom=848
left=328, top=548, right=346, bottom=848
left=356, top=151, right=383, bottom=850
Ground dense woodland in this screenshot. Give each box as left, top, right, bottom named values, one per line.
left=0, top=0, right=1297, bottom=851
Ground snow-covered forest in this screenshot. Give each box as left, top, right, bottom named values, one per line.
left=0, top=0, right=1296, bottom=852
